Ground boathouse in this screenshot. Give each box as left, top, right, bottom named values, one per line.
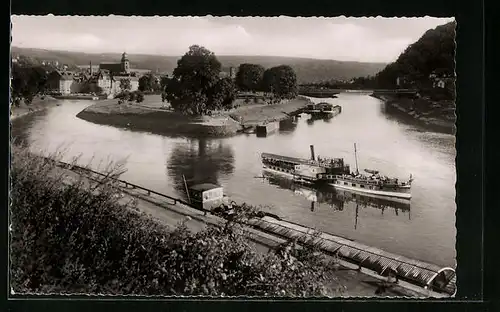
left=189, top=183, right=225, bottom=210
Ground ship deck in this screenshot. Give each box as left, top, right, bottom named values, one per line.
left=261, top=153, right=344, bottom=169
left=261, top=152, right=314, bottom=166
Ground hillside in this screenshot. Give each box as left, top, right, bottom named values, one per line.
left=373, top=21, right=456, bottom=89
left=371, top=21, right=456, bottom=134
left=10, top=47, right=386, bottom=84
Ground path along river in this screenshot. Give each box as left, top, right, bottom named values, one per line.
left=11, top=93, right=456, bottom=267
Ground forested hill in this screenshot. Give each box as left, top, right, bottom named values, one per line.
left=10, top=47, right=386, bottom=84
left=373, top=21, right=456, bottom=88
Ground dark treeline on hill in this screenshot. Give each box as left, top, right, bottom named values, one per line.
left=301, top=21, right=456, bottom=97
left=11, top=47, right=386, bottom=83
left=373, top=21, right=456, bottom=92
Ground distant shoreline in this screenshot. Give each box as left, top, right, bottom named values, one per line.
left=76, top=94, right=311, bottom=138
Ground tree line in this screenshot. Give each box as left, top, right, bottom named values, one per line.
left=11, top=45, right=299, bottom=115
left=11, top=62, right=49, bottom=106
left=161, top=45, right=298, bottom=116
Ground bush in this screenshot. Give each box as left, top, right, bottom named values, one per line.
left=135, top=91, right=145, bottom=103
left=10, top=147, right=341, bottom=296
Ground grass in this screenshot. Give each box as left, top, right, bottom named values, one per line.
left=9, top=146, right=343, bottom=296
left=77, top=94, right=242, bottom=138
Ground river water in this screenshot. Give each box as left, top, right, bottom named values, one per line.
left=11, top=93, right=456, bottom=267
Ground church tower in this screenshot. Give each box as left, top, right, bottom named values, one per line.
left=121, top=52, right=130, bottom=74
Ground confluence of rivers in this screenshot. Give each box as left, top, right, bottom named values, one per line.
left=11, top=93, right=457, bottom=267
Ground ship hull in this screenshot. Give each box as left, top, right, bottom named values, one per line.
left=330, top=182, right=412, bottom=199
left=262, top=166, right=316, bottom=185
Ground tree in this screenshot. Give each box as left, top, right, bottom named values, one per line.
left=160, top=75, right=171, bottom=92
left=209, top=78, right=237, bottom=111
left=235, top=64, right=265, bottom=92
left=119, top=79, right=132, bottom=92
left=11, top=63, right=49, bottom=105
left=135, top=91, right=145, bottom=103
left=262, top=65, right=298, bottom=101
left=128, top=91, right=137, bottom=102
left=164, top=45, right=226, bottom=116
left=139, top=73, right=161, bottom=93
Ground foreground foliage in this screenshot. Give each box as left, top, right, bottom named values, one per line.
left=10, top=147, right=340, bottom=296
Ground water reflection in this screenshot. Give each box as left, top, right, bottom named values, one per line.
left=166, top=138, right=235, bottom=200
left=262, top=170, right=411, bottom=229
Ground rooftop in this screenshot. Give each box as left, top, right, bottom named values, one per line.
left=189, top=183, right=222, bottom=192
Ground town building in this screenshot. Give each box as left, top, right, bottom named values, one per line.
left=219, top=66, right=237, bottom=79
left=53, top=52, right=148, bottom=96
left=429, top=71, right=454, bottom=89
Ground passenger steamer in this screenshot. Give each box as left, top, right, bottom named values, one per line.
left=261, top=144, right=413, bottom=199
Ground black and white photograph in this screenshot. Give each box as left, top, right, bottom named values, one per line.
left=10, top=15, right=457, bottom=298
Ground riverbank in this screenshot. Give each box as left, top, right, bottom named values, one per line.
left=76, top=94, right=311, bottom=137
left=371, top=93, right=456, bottom=134
left=10, top=95, right=60, bottom=121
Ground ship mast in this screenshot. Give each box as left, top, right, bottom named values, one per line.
left=354, top=143, right=359, bottom=175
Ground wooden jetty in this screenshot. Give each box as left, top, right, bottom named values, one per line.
left=247, top=216, right=456, bottom=296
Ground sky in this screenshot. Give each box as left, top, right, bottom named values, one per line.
left=11, top=15, right=454, bottom=63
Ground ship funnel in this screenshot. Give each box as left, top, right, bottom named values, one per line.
left=310, top=145, right=315, bottom=161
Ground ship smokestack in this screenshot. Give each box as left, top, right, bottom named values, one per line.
left=310, top=145, right=315, bottom=161
left=89, top=60, right=92, bottom=75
